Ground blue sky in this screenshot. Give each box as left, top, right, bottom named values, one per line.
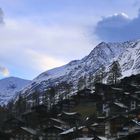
left=0, top=0, right=139, bottom=80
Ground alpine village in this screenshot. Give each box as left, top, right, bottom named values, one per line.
left=2, top=44, right=140, bottom=140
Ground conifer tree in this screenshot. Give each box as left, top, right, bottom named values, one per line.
left=107, top=61, right=122, bottom=84
left=77, top=76, right=86, bottom=90
left=94, top=66, right=105, bottom=84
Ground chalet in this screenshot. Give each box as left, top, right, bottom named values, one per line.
left=46, top=118, right=69, bottom=130
left=0, top=131, right=11, bottom=140
left=106, top=115, right=128, bottom=137
left=43, top=125, right=64, bottom=140
left=72, top=88, right=94, bottom=103
left=96, top=100, right=128, bottom=117
left=110, top=102, right=128, bottom=116
left=2, top=116, right=25, bottom=132
left=91, top=116, right=107, bottom=136
left=120, top=74, right=140, bottom=88
left=58, top=111, right=81, bottom=127
left=94, top=83, right=113, bottom=101
left=35, top=117, right=68, bottom=139
left=125, top=107, right=140, bottom=118
left=117, top=131, right=140, bottom=140
left=9, top=127, right=39, bottom=140
left=22, top=104, right=51, bottom=128
left=60, top=126, right=97, bottom=140
left=22, top=110, right=39, bottom=128
left=117, top=119, right=140, bottom=138
left=53, top=98, right=77, bottom=113
left=31, top=104, right=48, bottom=114
left=119, top=92, right=140, bottom=111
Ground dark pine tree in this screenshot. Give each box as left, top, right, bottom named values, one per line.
left=107, top=61, right=122, bottom=84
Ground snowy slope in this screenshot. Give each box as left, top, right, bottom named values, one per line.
left=0, top=77, right=30, bottom=105
left=20, top=40, right=140, bottom=99
left=7, top=40, right=140, bottom=103
left=118, top=40, right=140, bottom=77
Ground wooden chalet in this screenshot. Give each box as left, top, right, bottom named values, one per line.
left=2, top=116, right=25, bottom=133
left=72, top=88, right=95, bottom=103
left=0, top=131, right=11, bottom=140
left=9, top=127, right=39, bottom=140
left=22, top=104, right=51, bottom=128
left=95, top=83, right=114, bottom=102
left=43, top=125, right=64, bottom=140
left=117, top=131, right=140, bottom=140
left=109, top=102, right=128, bottom=116
left=39, top=117, right=70, bottom=130
left=58, top=111, right=81, bottom=127
left=91, top=116, right=107, bottom=136
left=119, top=92, right=140, bottom=111
left=31, top=104, right=48, bottom=114
left=60, top=126, right=98, bottom=140
left=22, top=110, right=39, bottom=128
left=106, top=115, right=128, bottom=137
left=117, top=119, right=140, bottom=138
left=53, top=98, right=77, bottom=113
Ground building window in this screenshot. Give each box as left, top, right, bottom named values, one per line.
left=131, top=101, right=136, bottom=110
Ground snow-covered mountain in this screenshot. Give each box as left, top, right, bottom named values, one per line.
left=0, top=77, right=30, bottom=105
left=19, top=39, right=140, bottom=100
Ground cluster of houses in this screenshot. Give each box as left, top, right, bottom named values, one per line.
left=1, top=74, right=140, bottom=140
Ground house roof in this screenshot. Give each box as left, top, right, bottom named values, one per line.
left=91, top=123, right=99, bottom=127
left=111, top=87, right=123, bottom=91
left=58, top=111, right=79, bottom=117
left=107, top=114, right=128, bottom=121
left=114, top=102, right=128, bottom=109
left=98, top=136, right=107, bottom=140
left=44, top=125, right=64, bottom=131
left=73, top=138, right=94, bottom=140
left=21, top=127, right=37, bottom=135
left=116, top=131, right=140, bottom=140
left=60, top=126, right=85, bottom=135
left=50, top=118, right=66, bottom=124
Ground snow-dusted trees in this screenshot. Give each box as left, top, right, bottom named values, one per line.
left=77, top=76, right=86, bottom=90
left=14, top=95, right=27, bottom=116
left=94, top=66, right=105, bottom=84
left=107, top=61, right=122, bottom=84
left=32, top=91, right=40, bottom=106
left=43, top=87, right=55, bottom=110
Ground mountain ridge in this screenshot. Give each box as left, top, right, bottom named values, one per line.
left=0, top=77, right=31, bottom=105
left=19, top=40, right=140, bottom=101
left=1, top=39, right=140, bottom=105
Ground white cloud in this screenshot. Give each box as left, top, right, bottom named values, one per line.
left=94, top=11, right=140, bottom=42
left=0, top=17, right=94, bottom=79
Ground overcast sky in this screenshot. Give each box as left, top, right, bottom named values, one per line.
left=0, top=0, right=139, bottom=80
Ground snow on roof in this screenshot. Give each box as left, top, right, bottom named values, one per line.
left=132, top=119, right=140, bottom=126
left=21, top=127, right=37, bottom=135
left=73, top=138, right=94, bottom=140
left=130, top=84, right=139, bottom=87
left=124, top=92, right=130, bottom=95
left=60, top=126, right=84, bottom=135
left=91, top=123, right=99, bottom=127
left=50, top=118, right=66, bottom=124
left=62, top=111, right=78, bottom=116
left=97, top=116, right=106, bottom=119
left=98, top=136, right=107, bottom=140
left=53, top=125, right=64, bottom=130
left=114, top=102, right=128, bottom=109
left=60, top=127, right=74, bottom=135
left=111, top=87, right=123, bottom=91
left=135, top=91, right=140, bottom=94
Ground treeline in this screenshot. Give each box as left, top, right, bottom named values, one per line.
left=77, top=60, right=122, bottom=89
